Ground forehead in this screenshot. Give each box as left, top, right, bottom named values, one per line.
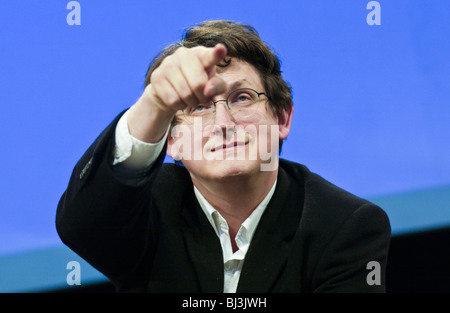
left=216, top=59, right=263, bottom=91
left=172, top=59, right=264, bottom=120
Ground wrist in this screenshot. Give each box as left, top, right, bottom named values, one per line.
left=128, top=88, right=176, bottom=143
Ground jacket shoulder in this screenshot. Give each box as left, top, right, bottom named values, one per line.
left=151, top=163, right=193, bottom=209
left=279, top=159, right=390, bottom=292
left=279, top=158, right=389, bottom=238
left=280, top=159, right=374, bottom=211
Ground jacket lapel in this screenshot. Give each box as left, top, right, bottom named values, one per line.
left=181, top=189, right=224, bottom=292
left=178, top=164, right=304, bottom=293
left=237, top=167, right=304, bottom=292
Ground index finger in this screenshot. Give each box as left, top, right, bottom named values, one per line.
left=199, top=44, right=228, bottom=74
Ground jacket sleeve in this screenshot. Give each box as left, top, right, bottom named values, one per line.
left=55, top=110, right=167, bottom=291
left=311, top=203, right=391, bottom=293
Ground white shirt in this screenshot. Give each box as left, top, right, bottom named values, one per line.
left=112, top=110, right=276, bottom=292
left=193, top=181, right=276, bottom=293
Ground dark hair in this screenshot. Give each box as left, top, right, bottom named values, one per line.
left=145, top=20, right=292, bottom=151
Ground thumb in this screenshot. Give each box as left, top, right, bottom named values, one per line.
left=203, top=75, right=227, bottom=98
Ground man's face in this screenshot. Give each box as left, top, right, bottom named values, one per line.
left=167, top=59, right=292, bottom=183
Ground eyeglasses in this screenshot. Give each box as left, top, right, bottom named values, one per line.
left=181, top=88, right=270, bottom=125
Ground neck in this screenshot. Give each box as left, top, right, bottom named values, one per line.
left=191, top=169, right=277, bottom=230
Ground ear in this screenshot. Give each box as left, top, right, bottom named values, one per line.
left=166, top=130, right=181, bottom=161
left=278, top=104, right=293, bottom=141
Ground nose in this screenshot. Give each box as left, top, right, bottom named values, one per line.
left=212, top=101, right=236, bottom=136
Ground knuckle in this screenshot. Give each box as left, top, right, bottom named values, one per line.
left=191, top=79, right=206, bottom=93
left=175, top=46, right=188, bottom=54
left=181, top=94, right=196, bottom=107
left=159, top=55, right=179, bottom=72
left=166, top=94, right=181, bottom=108
left=152, top=85, right=180, bottom=109
left=179, top=87, right=193, bottom=100
left=172, top=47, right=190, bottom=60
left=150, top=70, right=161, bottom=84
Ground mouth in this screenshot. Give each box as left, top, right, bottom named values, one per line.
left=211, top=141, right=248, bottom=152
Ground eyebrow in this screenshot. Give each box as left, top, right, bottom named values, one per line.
left=226, top=80, right=245, bottom=93
left=174, top=79, right=253, bottom=116
left=219, top=79, right=252, bottom=99
left=209, top=80, right=255, bottom=104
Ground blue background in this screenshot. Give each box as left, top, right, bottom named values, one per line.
left=0, top=0, right=449, bottom=292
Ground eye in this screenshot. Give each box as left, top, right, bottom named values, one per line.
left=190, top=104, right=213, bottom=114
left=193, top=105, right=206, bottom=112
left=236, top=94, right=252, bottom=102
left=229, top=91, right=253, bottom=105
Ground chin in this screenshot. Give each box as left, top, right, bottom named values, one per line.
left=187, top=159, right=261, bottom=183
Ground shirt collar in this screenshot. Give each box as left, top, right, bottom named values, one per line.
left=194, top=179, right=277, bottom=242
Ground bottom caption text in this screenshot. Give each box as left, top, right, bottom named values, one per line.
left=182, top=296, right=267, bottom=310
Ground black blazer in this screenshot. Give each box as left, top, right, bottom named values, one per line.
left=56, top=112, right=391, bottom=293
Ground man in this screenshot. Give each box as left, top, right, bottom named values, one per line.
left=56, top=20, right=391, bottom=293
